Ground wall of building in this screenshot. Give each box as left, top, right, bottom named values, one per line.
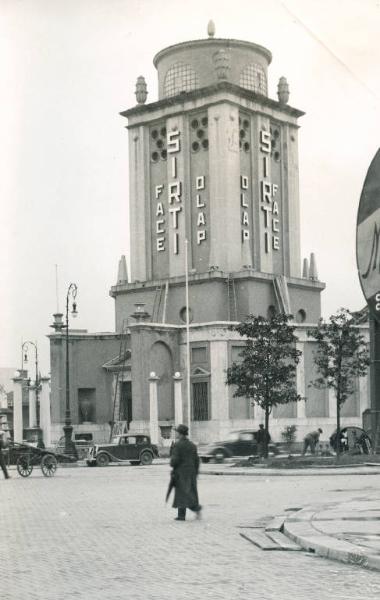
left=129, top=324, right=181, bottom=423
left=49, top=333, right=121, bottom=428
left=113, top=271, right=324, bottom=331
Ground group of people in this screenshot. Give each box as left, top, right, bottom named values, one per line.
left=1, top=422, right=370, bottom=518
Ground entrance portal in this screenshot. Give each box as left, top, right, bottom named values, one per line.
left=120, top=382, right=132, bottom=427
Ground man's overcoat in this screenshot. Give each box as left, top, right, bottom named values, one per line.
left=170, top=438, right=200, bottom=509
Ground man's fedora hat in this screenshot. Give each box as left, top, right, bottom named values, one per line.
left=175, top=424, right=189, bottom=436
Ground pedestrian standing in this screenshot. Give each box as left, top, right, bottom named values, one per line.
left=169, top=424, right=202, bottom=521
left=0, top=431, right=10, bottom=480
left=256, top=424, right=271, bottom=458
left=302, top=428, right=323, bottom=455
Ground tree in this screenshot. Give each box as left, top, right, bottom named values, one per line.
left=307, top=308, right=370, bottom=456
left=226, top=313, right=302, bottom=457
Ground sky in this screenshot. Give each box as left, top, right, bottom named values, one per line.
left=1, top=0, right=380, bottom=377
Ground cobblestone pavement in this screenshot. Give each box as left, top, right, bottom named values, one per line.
left=1, top=465, right=380, bottom=600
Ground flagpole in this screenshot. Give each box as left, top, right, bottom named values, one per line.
left=185, top=239, right=191, bottom=437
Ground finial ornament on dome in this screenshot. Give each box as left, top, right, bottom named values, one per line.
left=135, top=75, right=148, bottom=105
left=207, top=20, right=215, bottom=38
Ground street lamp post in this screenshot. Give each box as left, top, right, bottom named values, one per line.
left=63, top=283, right=78, bottom=457
left=185, top=239, right=191, bottom=438
left=22, top=340, right=43, bottom=447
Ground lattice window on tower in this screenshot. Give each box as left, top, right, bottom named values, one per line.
left=192, top=381, right=210, bottom=421
left=164, top=62, right=199, bottom=98
left=150, top=123, right=167, bottom=162
left=270, top=123, right=281, bottom=162
left=190, top=113, right=209, bottom=152
left=240, top=63, right=267, bottom=95
left=239, top=113, right=251, bottom=152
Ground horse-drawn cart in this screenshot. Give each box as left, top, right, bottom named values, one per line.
left=11, top=442, right=76, bottom=477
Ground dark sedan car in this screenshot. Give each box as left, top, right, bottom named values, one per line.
left=86, top=434, right=159, bottom=466
left=199, top=429, right=278, bottom=462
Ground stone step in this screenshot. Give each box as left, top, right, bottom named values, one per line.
left=239, top=530, right=283, bottom=551
left=265, top=516, right=285, bottom=532
left=265, top=531, right=303, bottom=551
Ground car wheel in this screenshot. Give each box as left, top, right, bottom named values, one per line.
left=201, top=457, right=210, bottom=464
left=213, top=449, right=227, bottom=463
left=140, top=451, right=153, bottom=465
left=96, top=453, right=110, bottom=467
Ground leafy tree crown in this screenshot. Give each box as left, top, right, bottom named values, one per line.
left=226, top=313, right=302, bottom=412
left=307, top=308, right=369, bottom=405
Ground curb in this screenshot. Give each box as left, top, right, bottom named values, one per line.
left=283, top=507, right=380, bottom=572
left=202, top=468, right=380, bottom=477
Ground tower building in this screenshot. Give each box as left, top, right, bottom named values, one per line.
left=113, top=26, right=323, bottom=326
left=49, top=24, right=368, bottom=446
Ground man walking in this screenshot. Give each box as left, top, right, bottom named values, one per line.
left=302, top=428, right=323, bottom=455
left=170, top=424, right=201, bottom=521
left=0, top=431, right=10, bottom=480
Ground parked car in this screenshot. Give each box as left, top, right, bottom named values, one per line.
left=199, top=429, right=279, bottom=462
left=86, top=434, right=159, bottom=467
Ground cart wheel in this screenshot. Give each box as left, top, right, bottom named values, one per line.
left=41, top=454, right=58, bottom=477
left=17, top=456, right=33, bottom=477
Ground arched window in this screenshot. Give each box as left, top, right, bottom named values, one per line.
left=240, top=63, right=267, bottom=95
left=164, top=62, right=199, bottom=98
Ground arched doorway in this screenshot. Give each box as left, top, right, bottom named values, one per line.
left=149, top=341, right=174, bottom=421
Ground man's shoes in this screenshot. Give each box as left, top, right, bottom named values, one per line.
left=195, top=506, right=202, bottom=520
left=174, top=517, right=185, bottom=521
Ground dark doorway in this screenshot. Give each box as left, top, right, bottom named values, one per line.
left=120, top=381, right=132, bottom=427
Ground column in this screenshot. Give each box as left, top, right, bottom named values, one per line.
left=12, top=375, right=24, bottom=442
left=39, top=377, right=51, bottom=448
left=129, top=125, right=148, bottom=282
left=148, top=372, right=159, bottom=445
left=173, top=372, right=183, bottom=425
left=296, top=342, right=306, bottom=419
left=208, top=104, right=241, bottom=272
left=29, top=386, right=37, bottom=428
left=0, top=388, right=7, bottom=410
left=210, top=340, right=229, bottom=422
left=359, top=372, right=369, bottom=415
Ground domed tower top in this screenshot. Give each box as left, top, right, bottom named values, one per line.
left=153, top=23, right=272, bottom=100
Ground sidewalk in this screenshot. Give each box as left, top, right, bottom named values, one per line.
left=200, top=461, right=380, bottom=477
left=283, top=490, right=380, bottom=572
left=201, top=461, right=380, bottom=571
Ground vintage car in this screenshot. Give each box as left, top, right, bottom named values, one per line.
left=199, top=429, right=279, bottom=462
left=86, top=434, right=159, bottom=467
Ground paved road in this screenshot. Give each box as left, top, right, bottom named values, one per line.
left=1, top=464, right=380, bottom=600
